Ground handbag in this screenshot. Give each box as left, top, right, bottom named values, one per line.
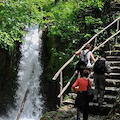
left=87, top=79, right=94, bottom=102
left=75, top=91, right=87, bottom=108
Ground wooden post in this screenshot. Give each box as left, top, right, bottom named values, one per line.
left=60, top=71, right=63, bottom=106
left=116, top=20, right=119, bottom=44
left=92, top=30, right=120, bottom=52
left=52, top=17, right=120, bottom=81
left=94, top=37, right=97, bottom=48
left=16, top=89, right=29, bottom=120
left=58, top=71, right=77, bottom=98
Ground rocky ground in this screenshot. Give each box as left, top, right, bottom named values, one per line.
left=40, top=101, right=120, bottom=120
left=40, top=104, right=108, bottom=120
left=87, top=115, right=106, bottom=120
left=40, top=91, right=120, bottom=120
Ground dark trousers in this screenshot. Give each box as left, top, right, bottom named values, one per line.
left=77, top=104, right=89, bottom=120
left=93, top=73, right=105, bottom=104
left=75, top=92, right=89, bottom=120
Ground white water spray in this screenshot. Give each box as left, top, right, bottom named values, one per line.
left=1, top=25, right=44, bottom=120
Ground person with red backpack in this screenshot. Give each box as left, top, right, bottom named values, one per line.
left=93, top=53, right=111, bottom=106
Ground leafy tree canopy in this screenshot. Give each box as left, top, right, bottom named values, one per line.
left=0, top=0, right=119, bottom=80
left=0, top=0, right=54, bottom=51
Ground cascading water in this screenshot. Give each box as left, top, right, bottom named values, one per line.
left=0, top=25, right=44, bottom=120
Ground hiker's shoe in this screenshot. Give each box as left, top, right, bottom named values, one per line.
left=93, top=97, right=98, bottom=102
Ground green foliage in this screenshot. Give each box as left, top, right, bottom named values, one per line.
left=63, top=95, right=69, bottom=101
left=0, top=0, right=119, bottom=80
left=40, top=0, right=107, bottom=79
left=0, top=0, right=51, bottom=51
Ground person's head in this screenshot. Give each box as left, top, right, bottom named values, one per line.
left=99, top=52, right=106, bottom=59
left=82, top=70, right=90, bottom=78
left=84, top=44, right=91, bottom=50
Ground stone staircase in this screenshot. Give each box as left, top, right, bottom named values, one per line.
left=63, top=44, right=120, bottom=115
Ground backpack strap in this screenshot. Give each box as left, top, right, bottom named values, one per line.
left=81, top=50, right=89, bottom=59
left=83, top=50, right=89, bottom=57
left=88, top=79, right=90, bottom=87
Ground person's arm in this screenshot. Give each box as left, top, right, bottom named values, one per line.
left=105, top=61, right=111, bottom=74
left=91, top=58, right=98, bottom=71
left=72, top=79, right=79, bottom=93
left=75, top=50, right=81, bottom=56
left=90, top=52, right=95, bottom=62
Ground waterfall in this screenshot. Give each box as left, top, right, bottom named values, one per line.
left=1, top=25, right=44, bottom=120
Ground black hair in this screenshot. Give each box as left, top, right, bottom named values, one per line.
left=99, top=52, right=106, bottom=58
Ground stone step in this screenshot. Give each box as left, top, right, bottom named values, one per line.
left=90, top=78, right=120, bottom=87
left=73, top=85, right=119, bottom=95
left=92, top=87, right=119, bottom=96
left=68, top=93, right=77, bottom=100
left=109, top=73, right=120, bottom=79
left=91, top=72, right=120, bottom=79
left=114, top=44, right=120, bottom=50
left=91, top=95, right=116, bottom=105
left=89, top=102, right=113, bottom=115
left=69, top=87, right=118, bottom=99
left=106, top=50, right=120, bottom=56
left=104, top=95, right=116, bottom=104
left=115, top=3, right=120, bottom=8
left=92, top=86, right=119, bottom=91
left=89, top=102, right=113, bottom=108
left=105, top=79, right=120, bottom=87
left=110, top=61, right=120, bottom=66
left=63, top=98, right=113, bottom=115
left=105, top=87, right=119, bottom=96
left=63, top=98, right=75, bottom=105
left=68, top=93, right=116, bottom=105
left=63, top=97, right=114, bottom=107
left=111, top=66, right=120, bottom=73
left=106, top=56, right=120, bottom=61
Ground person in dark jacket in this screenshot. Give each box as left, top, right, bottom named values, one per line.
left=72, top=70, right=92, bottom=120
left=93, top=53, right=111, bottom=106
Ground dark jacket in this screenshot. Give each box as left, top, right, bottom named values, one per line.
left=93, top=57, right=111, bottom=74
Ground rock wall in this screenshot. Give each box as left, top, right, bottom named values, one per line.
left=0, top=42, right=20, bottom=115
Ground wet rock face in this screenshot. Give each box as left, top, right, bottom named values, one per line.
left=0, top=44, right=20, bottom=115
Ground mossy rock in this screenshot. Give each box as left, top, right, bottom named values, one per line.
left=107, top=90, right=120, bottom=120
left=40, top=105, right=76, bottom=120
